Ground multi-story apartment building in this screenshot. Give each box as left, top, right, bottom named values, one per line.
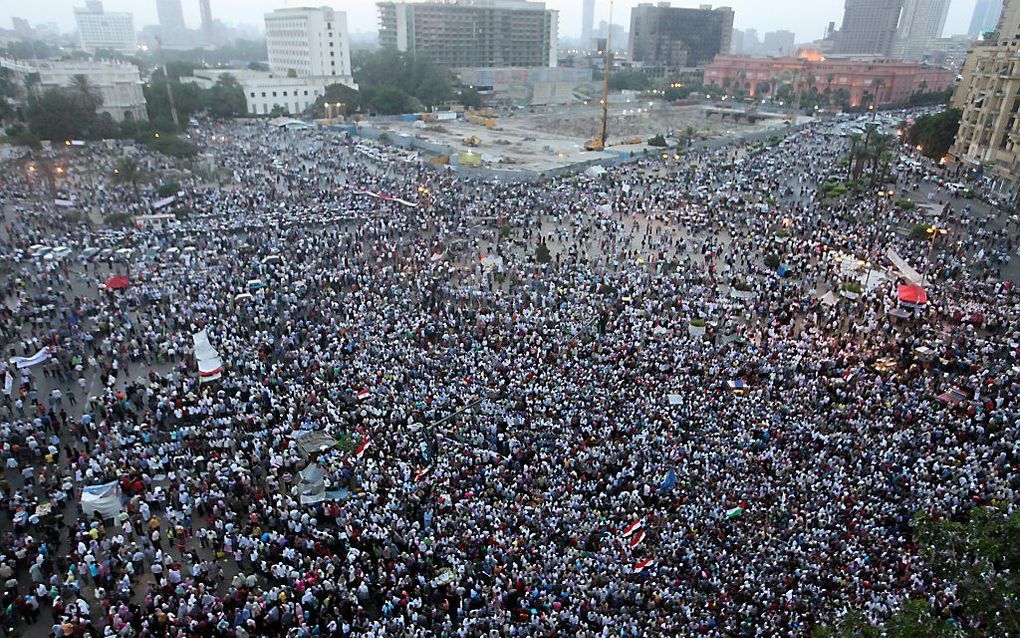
left=377, top=0, right=559, bottom=69
left=950, top=0, right=1020, bottom=204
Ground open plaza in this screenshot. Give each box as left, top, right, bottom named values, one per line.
left=0, top=103, right=1018, bottom=638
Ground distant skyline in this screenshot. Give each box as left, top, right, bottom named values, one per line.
left=4, top=0, right=975, bottom=42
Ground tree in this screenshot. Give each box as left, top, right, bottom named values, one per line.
left=362, top=85, right=417, bottom=115
left=608, top=71, right=651, bottom=91
left=815, top=507, right=1020, bottom=638
left=67, top=74, right=104, bottom=113
left=204, top=74, right=247, bottom=118
left=27, top=88, right=90, bottom=141
left=113, top=156, right=143, bottom=200
left=906, top=109, right=962, bottom=159
left=304, top=82, right=363, bottom=117
left=144, top=79, right=203, bottom=127
left=459, top=87, right=482, bottom=109
left=352, top=48, right=453, bottom=111
left=833, top=88, right=851, bottom=111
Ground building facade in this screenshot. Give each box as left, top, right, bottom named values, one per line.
left=265, top=7, right=353, bottom=81
left=628, top=3, right=734, bottom=74
left=377, top=0, right=559, bottom=69
left=74, top=1, right=136, bottom=54
left=969, top=0, right=1004, bottom=36
left=184, top=68, right=330, bottom=116
left=0, top=57, right=147, bottom=122
left=950, top=0, right=1020, bottom=202
left=155, top=0, right=187, bottom=44
left=834, top=0, right=903, bottom=56
left=892, top=0, right=950, bottom=61
left=704, top=55, right=954, bottom=107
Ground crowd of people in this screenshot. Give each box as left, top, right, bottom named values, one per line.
left=0, top=111, right=1017, bottom=638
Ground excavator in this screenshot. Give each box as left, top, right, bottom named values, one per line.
left=585, top=0, right=613, bottom=152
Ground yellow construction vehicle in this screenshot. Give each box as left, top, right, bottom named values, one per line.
left=463, top=135, right=483, bottom=147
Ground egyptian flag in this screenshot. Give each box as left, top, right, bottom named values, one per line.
left=621, top=518, right=644, bottom=538
left=414, top=466, right=431, bottom=482
left=633, top=558, right=656, bottom=573
left=355, top=438, right=371, bottom=459
left=628, top=530, right=646, bottom=549
left=357, top=389, right=371, bottom=401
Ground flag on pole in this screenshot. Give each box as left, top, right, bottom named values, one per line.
left=621, top=518, right=644, bottom=538
left=628, top=530, right=646, bottom=549
left=726, top=506, right=744, bottom=519
left=658, top=469, right=676, bottom=493
left=355, top=438, right=371, bottom=459
left=633, top=558, right=656, bottom=573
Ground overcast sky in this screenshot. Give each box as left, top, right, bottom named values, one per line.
left=3, top=0, right=977, bottom=41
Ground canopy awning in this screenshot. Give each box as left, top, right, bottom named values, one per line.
left=104, top=275, right=130, bottom=290
left=898, top=283, right=928, bottom=305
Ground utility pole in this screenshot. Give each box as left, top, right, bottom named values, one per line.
left=156, top=36, right=181, bottom=131
left=597, top=0, right=613, bottom=150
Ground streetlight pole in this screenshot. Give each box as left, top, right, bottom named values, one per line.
left=924, top=224, right=947, bottom=286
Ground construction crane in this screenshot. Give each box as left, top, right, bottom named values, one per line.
left=585, top=0, right=613, bottom=152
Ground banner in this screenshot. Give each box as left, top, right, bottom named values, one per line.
left=354, top=190, right=419, bottom=208
left=9, top=347, right=51, bottom=370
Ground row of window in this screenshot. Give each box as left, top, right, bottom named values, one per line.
left=249, top=89, right=321, bottom=98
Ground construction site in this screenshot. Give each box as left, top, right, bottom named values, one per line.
left=367, top=102, right=798, bottom=174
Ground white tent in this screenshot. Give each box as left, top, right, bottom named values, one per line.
left=81, top=481, right=123, bottom=520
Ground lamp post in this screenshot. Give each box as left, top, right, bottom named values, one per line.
left=924, top=224, right=947, bottom=286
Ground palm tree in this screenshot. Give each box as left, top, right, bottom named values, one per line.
left=67, top=74, right=103, bottom=113
left=113, top=156, right=142, bottom=201
left=872, top=78, right=886, bottom=107
left=23, top=72, right=41, bottom=105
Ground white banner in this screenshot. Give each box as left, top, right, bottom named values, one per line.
left=9, top=347, right=51, bottom=369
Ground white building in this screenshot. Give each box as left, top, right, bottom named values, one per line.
left=74, top=1, right=136, bottom=54
left=0, top=57, right=147, bottom=122
left=183, top=68, right=343, bottom=116
left=264, top=7, right=353, bottom=82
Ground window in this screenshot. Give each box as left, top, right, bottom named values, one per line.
left=250, top=92, right=255, bottom=97
left=303, top=90, right=309, bottom=96
left=283, top=91, right=288, bottom=96
left=262, top=92, right=267, bottom=97
left=272, top=91, right=277, bottom=97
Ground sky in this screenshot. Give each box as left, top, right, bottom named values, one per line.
left=3, top=0, right=978, bottom=41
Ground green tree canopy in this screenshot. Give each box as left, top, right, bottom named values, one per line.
left=203, top=74, right=247, bottom=118
left=906, top=108, right=962, bottom=159
left=608, top=71, right=651, bottom=91
left=67, top=74, right=104, bottom=113
left=352, top=48, right=453, bottom=114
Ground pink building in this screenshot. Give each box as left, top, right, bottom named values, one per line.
left=703, top=54, right=955, bottom=107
